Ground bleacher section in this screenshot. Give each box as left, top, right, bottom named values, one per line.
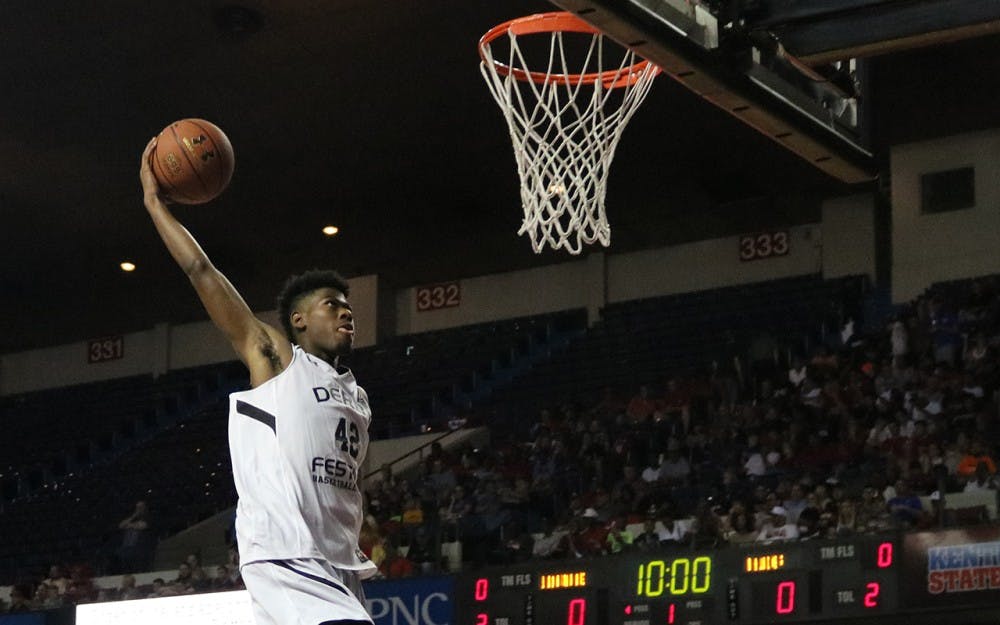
left=484, top=274, right=864, bottom=430
left=343, top=310, right=587, bottom=438
left=0, top=310, right=586, bottom=584
left=0, top=361, right=246, bottom=501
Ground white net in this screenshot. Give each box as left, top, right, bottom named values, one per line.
left=480, top=18, right=658, bottom=254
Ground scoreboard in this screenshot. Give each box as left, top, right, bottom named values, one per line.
left=455, top=529, right=1000, bottom=625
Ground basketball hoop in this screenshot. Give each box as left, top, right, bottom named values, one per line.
left=479, top=12, right=659, bottom=254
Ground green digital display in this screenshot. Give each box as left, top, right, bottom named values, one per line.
left=635, top=556, right=712, bottom=597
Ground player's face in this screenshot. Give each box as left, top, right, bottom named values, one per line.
left=299, top=288, right=354, bottom=356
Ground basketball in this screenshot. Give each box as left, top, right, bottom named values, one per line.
left=151, top=119, right=235, bottom=204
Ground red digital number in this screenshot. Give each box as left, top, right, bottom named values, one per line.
left=864, top=582, right=880, bottom=608
left=776, top=581, right=796, bottom=614
left=667, top=603, right=676, bottom=624
left=877, top=543, right=893, bottom=568
left=476, top=614, right=488, bottom=625
left=567, top=598, right=586, bottom=625
left=474, top=578, right=489, bottom=601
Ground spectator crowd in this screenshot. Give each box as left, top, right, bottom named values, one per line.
left=1, top=549, right=243, bottom=613
left=5, top=274, right=1000, bottom=611
left=357, top=277, right=1000, bottom=576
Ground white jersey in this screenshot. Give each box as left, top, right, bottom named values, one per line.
left=228, top=345, right=376, bottom=577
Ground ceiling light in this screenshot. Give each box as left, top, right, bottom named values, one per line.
left=322, top=226, right=340, bottom=236
left=120, top=262, right=136, bottom=272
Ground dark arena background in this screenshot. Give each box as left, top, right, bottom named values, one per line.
left=3, top=1, right=1000, bottom=624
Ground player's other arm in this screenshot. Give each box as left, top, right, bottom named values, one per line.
left=140, top=137, right=291, bottom=387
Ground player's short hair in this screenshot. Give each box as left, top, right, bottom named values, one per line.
left=277, top=269, right=350, bottom=341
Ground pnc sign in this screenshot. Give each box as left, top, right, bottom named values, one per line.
left=365, top=576, right=452, bottom=625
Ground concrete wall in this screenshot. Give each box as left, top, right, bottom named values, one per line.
left=891, top=128, right=1000, bottom=302
left=607, top=224, right=822, bottom=303
left=394, top=253, right=607, bottom=334
left=0, top=275, right=379, bottom=395
left=0, top=221, right=875, bottom=395
left=821, top=194, right=876, bottom=282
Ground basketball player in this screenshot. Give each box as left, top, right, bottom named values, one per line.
left=140, top=138, right=375, bottom=625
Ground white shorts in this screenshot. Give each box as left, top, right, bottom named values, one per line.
left=242, top=559, right=373, bottom=625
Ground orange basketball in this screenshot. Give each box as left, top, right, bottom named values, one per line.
left=151, top=119, right=235, bottom=204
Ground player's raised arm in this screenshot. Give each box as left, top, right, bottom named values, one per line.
left=139, top=137, right=291, bottom=386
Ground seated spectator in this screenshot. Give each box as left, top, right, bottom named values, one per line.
left=7, top=585, right=32, bottom=613
left=170, top=562, right=195, bottom=594
left=783, top=483, right=808, bottom=524
left=440, top=485, right=474, bottom=540
left=472, top=478, right=510, bottom=537
left=743, top=446, right=767, bottom=478
left=964, top=461, right=997, bottom=492
left=756, top=506, right=799, bottom=543
left=365, top=479, right=389, bottom=521
left=753, top=491, right=781, bottom=529
left=660, top=378, right=692, bottom=431
left=658, top=439, right=691, bottom=485
left=568, top=509, right=608, bottom=557
left=498, top=476, right=532, bottom=516
left=890, top=317, right=909, bottom=368
left=929, top=297, right=961, bottom=366
left=401, top=495, right=425, bottom=541
left=605, top=516, right=634, bottom=554
left=64, top=564, right=97, bottom=604
left=407, top=526, right=440, bottom=574
left=41, top=564, right=69, bottom=597
left=116, top=574, right=142, bottom=601
left=835, top=498, right=859, bottom=536
left=586, top=487, right=613, bottom=520
left=359, top=514, right=383, bottom=561
left=857, top=486, right=891, bottom=532
left=207, top=566, right=228, bottom=590
left=30, top=583, right=62, bottom=610
left=634, top=518, right=662, bottom=552
left=887, top=480, right=925, bottom=528
left=626, top=385, right=660, bottom=424
left=227, top=544, right=240, bottom=571
left=641, top=457, right=662, bottom=484
left=496, top=521, right=535, bottom=564
left=533, top=517, right=569, bottom=559
left=381, top=543, right=415, bottom=579
left=725, top=510, right=758, bottom=544
left=796, top=507, right=822, bottom=540
left=185, top=553, right=209, bottom=591
left=965, top=334, right=992, bottom=370
left=690, top=501, right=724, bottom=548
left=425, top=459, right=457, bottom=495
left=616, top=465, right=650, bottom=509
left=656, top=508, right=690, bottom=544
left=589, top=386, right=626, bottom=420
left=149, top=578, right=168, bottom=598
left=957, top=439, right=997, bottom=478
left=223, top=563, right=244, bottom=589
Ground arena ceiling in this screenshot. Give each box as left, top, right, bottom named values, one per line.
left=1, top=0, right=998, bottom=353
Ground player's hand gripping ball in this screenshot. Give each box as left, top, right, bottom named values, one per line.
left=150, top=119, right=235, bottom=204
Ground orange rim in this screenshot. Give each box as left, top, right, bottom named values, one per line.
left=479, top=12, right=658, bottom=87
